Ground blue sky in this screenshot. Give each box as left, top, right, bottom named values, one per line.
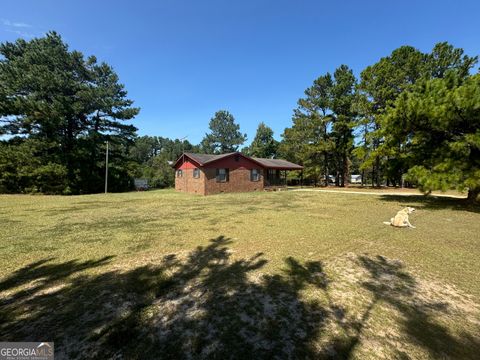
left=2, top=0, right=480, bottom=145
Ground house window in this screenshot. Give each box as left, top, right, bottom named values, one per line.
left=251, top=169, right=260, bottom=181
left=193, top=168, right=200, bottom=178
left=177, top=169, right=183, bottom=178
left=216, top=168, right=229, bottom=182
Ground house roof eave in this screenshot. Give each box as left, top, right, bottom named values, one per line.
left=172, top=152, right=303, bottom=170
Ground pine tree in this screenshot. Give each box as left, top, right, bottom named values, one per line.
left=357, top=46, right=426, bottom=186
left=201, top=110, right=246, bottom=154
left=0, top=32, right=139, bottom=193
left=382, top=73, right=480, bottom=202
left=280, top=74, right=333, bottom=185
left=247, top=122, right=278, bottom=158
left=357, top=42, right=477, bottom=187
left=330, top=65, right=356, bottom=187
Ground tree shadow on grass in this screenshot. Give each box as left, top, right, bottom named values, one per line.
left=351, top=255, right=480, bottom=359
left=97, top=237, right=330, bottom=359
left=0, top=237, right=329, bottom=359
left=379, top=194, right=480, bottom=213
left=0, top=237, right=478, bottom=359
left=0, top=256, right=114, bottom=305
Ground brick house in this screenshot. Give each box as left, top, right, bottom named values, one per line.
left=173, top=152, right=303, bottom=195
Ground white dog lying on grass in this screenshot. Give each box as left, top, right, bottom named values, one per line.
left=383, top=207, right=416, bottom=228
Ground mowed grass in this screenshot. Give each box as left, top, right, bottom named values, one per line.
left=0, top=189, right=479, bottom=359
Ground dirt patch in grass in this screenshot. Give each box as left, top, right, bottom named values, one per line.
left=323, top=253, right=480, bottom=358
left=1, top=236, right=478, bottom=359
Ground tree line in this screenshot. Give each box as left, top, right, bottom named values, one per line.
left=1, top=33, right=479, bottom=201
left=280, top=42, right=479, bottom=201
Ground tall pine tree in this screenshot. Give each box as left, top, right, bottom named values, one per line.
left=0, top=32, right=139, bottom=194
left=281, top=74, right=333, bottom=185
left=246, top=122, right=278, bottom=158
left=201, top=110, right=246, bottom=154
left=382, top=73, right=480, bottom=202
left=330, top=65, right=356, bottom=187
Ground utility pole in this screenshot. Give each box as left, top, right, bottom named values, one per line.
left=105, top=141, right=109, bottom=194
left=179, top=135, right=188, bottom=155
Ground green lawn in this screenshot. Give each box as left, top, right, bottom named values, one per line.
left=1, top=190, right=479, bottom=359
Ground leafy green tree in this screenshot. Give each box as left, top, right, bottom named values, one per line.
left=129, top=135, right=198, bottom=188
left=138, top=153, right=175, bottom=188
left=280, top=115, right=324, bottom=185
left=201, top=110, right=246, bottom=154
left=382, top=73, right=480, bottom=202
left=245, top=122, right=278, bottom=158
left=0, top=138, right=69, bottom=194
left=129, top=136, right=166, bottom=164
left=0, top=32, right=139, bottom=194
